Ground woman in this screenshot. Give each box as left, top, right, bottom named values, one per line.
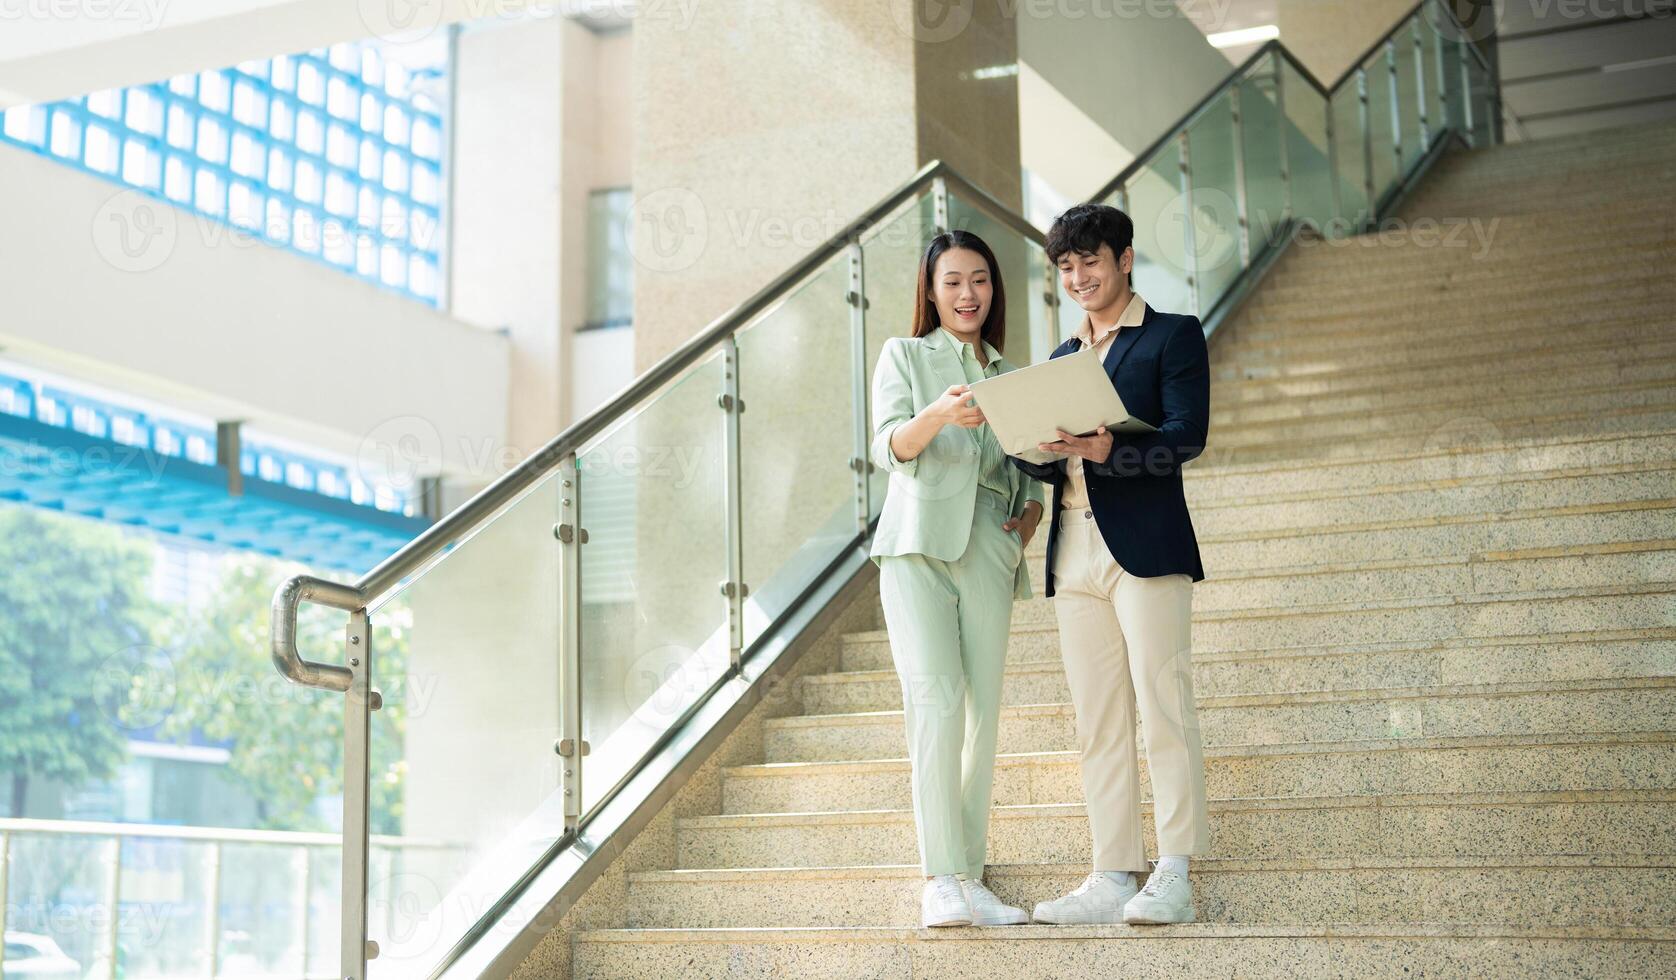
left=870, top=230, right=1046, bottom=928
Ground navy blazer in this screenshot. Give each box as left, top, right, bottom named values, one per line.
left=1009, top=303, right=1209, bottom=597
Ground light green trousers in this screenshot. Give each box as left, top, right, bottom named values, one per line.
left=878, top=487, right=1023, bottom=879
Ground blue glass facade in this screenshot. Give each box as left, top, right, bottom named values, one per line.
left=0, top=42, right=446, bottom=305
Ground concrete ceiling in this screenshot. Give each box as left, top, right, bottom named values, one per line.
left=0, top=0, right=570, bottom=109
left=1494, top=0, right=1676, bottom=139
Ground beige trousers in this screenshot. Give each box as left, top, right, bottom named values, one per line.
left=1051, top=507, right=1211, bottom=872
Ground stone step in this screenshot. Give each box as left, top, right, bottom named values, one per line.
left=621, top=855, right=1676, bottom=930
left=1210, top=333, right=1676, bottom=397
left=1251, top=257, right=1672, bottom=310
left=1219, top=295, right=1665, bottom=355
left=1009, top=583, right=1676, bottom=652
left=1263, top=221, right=1674, bottom=283
left=1439, top=125, right=1676, bottom=164
left=826, top=629, right=1676, bottom=703
left=1214, top=387, right=1676, bottom=450
left=1208, top=409, right=1676, bottom=467
left=1212, top=323, right=1676, bottom=383
left=1411, top=195, right=1674, bottom=220
left=1180, top=431, right=1676, bottom=500
left=1183, top=468, right=1676, bottom=537
left=721, top=732, right=1676, bottom=815
left=1054, top=539, right=1674, bottom=614
left=1211, top=365, right=1676, bottom=425
left=884, top=628, right=1673, bottom=698
left=573, top=923, right=1676, bottom=980
left=1236, top=288, right=1673, bottom=332
left=767, top=679, right=1676, bottom=764
left=1415, top=169, right=1676, bottom=204
left=675, top=790, right=1676, bottom=870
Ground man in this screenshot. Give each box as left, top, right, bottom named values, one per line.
left=1009, top=203, right=1211, bottom=926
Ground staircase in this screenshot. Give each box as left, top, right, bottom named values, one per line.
left=562, top=123, right=1676, bottom=977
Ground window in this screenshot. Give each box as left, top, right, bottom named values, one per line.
left=584, top=187, right=633, bottom=331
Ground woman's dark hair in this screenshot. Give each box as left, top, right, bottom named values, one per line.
left=910, top=229, right=1008, bottom=353
left=1045, top=203, right=1134, bottom=285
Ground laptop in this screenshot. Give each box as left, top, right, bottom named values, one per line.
left=968, top=348, right=1157, bottom=465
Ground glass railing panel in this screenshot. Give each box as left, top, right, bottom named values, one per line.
left=215, top=843, right=307, bottom=978
left=1184, top=89, right=1243, bottom=315
left=576, top=353, right=728, bottom=815
left=359, top=469, right=565, bottom=975
left=1026, top=243, right=1061, bottom=354
left=738, top=252, right=859, bottom=647
left=306, top=845, right=341, bottom=975
left=1439, top=32, right=1471, bottom=136
left=1119, top=139, right=1192, bottom=315
left=1417, top=11, right=1450, bottom=149
left=1237, top=56, right=1287, bottom=251
left=948, top=190, right=1054, bottom=366
left=1466, top=55, right=1497, bottom=148
left=1280, top=60, right=1334, bottom=234
left=1393, top=20, right=1423, bottom=174
left=6, top=833, right=119, bottom=978
left=1365, top=45, right=1399, bottom=208
left=1329, top=78, right=1370, bottom=230
left=861, top=192, right=936, bottom=519
left=122, top=837, right=216, bottom=977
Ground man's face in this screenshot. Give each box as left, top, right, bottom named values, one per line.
left=1057, top=242, right=1134, bottom=315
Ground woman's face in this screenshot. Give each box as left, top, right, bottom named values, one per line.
left=931, top=247, right=992, bottom=336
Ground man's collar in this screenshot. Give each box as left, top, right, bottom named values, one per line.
left=1074, top=291, right=1147, bottom=347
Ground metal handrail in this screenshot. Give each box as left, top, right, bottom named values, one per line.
left=268, top=163, right=1039, bottom=691
left=1090, top=0, right=1495, bottom=204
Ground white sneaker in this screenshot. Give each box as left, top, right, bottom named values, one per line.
left=1123, top=866, right=1194, bottom=924
left=962, top=877, right=1028, bottom=926
left=1031, top=872, right=1138, bottom=925
left=922, top=874, right=972, bottom=927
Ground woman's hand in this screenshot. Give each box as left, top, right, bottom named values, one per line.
left=1002, top=500, right=1044, bottom=549
left=931, top=384, right=986, bottom=429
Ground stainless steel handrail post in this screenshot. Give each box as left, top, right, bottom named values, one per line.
left=847, top=240, right=872, bottom=533
left=1176, top=130, right=1200, bottom=317
left=556, top=454, right=585, bottom=832
left=1230, top=74, right=1252, bottom=268
left=720, top=335, right=747, bottom=671
left=342, top=608, right=375, bottom=980
left=1274, top=54, right=1293, bottom=224
left=1360, top=68, right=1375, bottom=224
left=1414, top=19, right=1430, bottom=155
left=1387, top=39, right=1404, bottom=183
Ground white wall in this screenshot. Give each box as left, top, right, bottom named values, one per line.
left=1017, top=4, right=1233, bottom=199
left=0, top=142, right=510, bottom=480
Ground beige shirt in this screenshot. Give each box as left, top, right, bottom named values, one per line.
left=1061, top=292, right=1147, bottom=511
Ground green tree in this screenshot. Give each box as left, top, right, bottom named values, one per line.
left=154, top=556, right=409, bottom=834
left=0, top=506, right=162, bottom=817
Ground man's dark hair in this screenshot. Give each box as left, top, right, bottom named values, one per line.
left=1044, top=203, right=1134, bottom=285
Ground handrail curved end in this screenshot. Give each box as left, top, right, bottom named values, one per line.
left=270, top=574, right=367, bottom=694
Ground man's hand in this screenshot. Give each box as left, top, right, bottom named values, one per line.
left=1001, top=500, right=1043, bottom=548
left=1038, top=426, right=1113, bottom=464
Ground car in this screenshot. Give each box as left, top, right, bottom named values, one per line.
left=3, top=932, right=83, bottom=978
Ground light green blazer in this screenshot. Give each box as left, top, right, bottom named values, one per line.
left=869, top=331, right=1046, bottom=600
